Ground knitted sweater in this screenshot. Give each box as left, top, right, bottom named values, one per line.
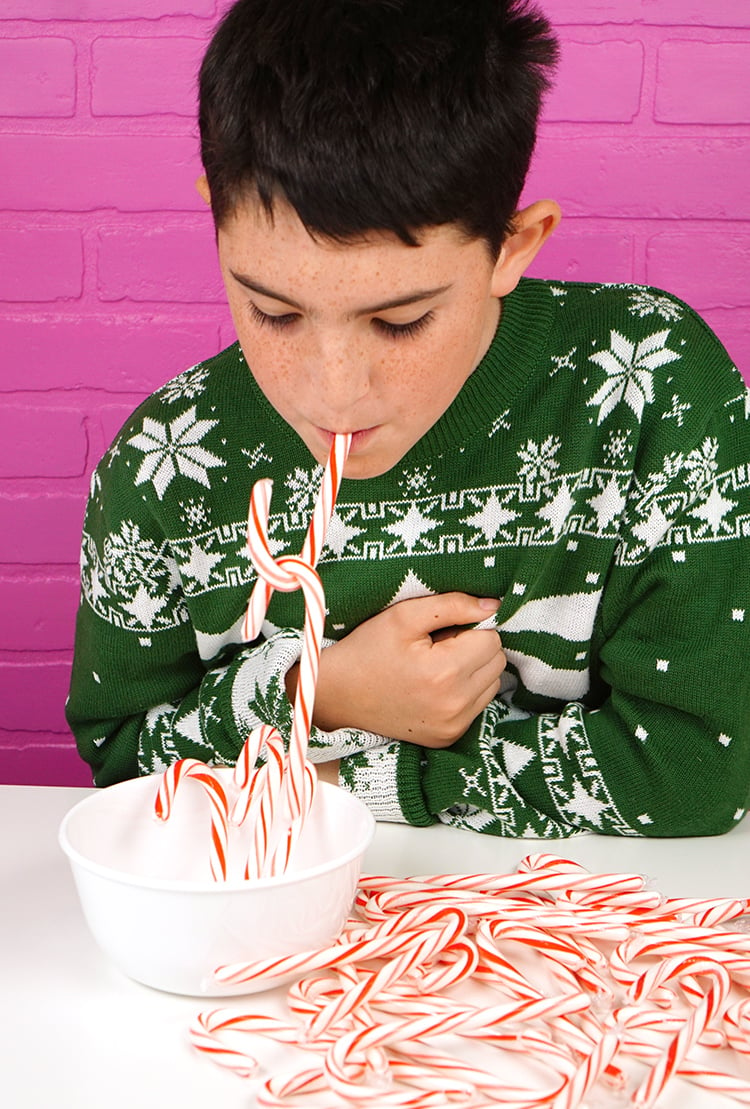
left=66, top=278, right=750, bottom=837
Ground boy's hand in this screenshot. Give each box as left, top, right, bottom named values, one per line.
left=296, top=593, right=505, bottom=748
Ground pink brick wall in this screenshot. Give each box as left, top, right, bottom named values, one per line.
left=1, top=1, right=749, bottom=785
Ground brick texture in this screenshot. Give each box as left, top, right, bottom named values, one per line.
left=91, top=37, right=206, bottom=117
left=656, top=41, right=750, bottom=124
left=0, top=229, right=83, bottom=301
left=97, top=226, right=224, bottom=302
left=0, top=3, right=748, bottom=786
left=0, top=38, right=76, bottom=117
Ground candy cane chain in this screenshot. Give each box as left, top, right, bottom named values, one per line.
left=270, top=761, right=317, bottom=878
left=243, top=433, right=351, bottom=645
left=242, top=477, right=276, bottom=643
left=676, top=1063, right=750, bottom=1104
left=257, top=1068, right=330, bottom=1109
left=278, top=557, right=327, bottom=826
left=154, top=758, right=229, bottom=881
left=232, top=723, right=277, bottom=825
left=189, top=1010, right=260, bottom=1078
left=247, top=735, right=286, bottom=879
left=300, top=431, right=351, bottom=567
left=303, top=909, right=471, bottom=1036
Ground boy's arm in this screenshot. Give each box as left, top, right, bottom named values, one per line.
left=65, top=456, right=387, bottom=787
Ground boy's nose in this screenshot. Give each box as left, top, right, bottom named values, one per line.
left=311, top=338, right=370, bottom=413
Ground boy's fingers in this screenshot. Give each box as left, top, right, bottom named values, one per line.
left=400, top=591, right=500, bottom=635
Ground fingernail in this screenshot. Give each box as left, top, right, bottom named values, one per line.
left=478, top=597, right=501, bottom=611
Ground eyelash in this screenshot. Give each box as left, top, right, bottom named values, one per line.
left=372, top=311, right=434, bottom=339
left=248, top=303, right=299, bottom=331
left=247, top=302, right=434, bottom=340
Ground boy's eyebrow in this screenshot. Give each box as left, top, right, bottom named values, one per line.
left=229, top=270, right=452, bottom=315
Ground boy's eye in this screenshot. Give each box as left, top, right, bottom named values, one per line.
left=372, top=311, right=434, bottom=339
left=248, top=302, right=300, bottom=330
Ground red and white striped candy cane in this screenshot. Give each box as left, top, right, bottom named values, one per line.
left=242, top=432, right=351, bottom=644
left=630, top=957, right=731, bottom=1109
left=154, top=758, right=229, bottom=882
left=189, top=1008, right=306, bottom=1078
left=246, top=734, right=285, bottom=879
left=231, top=723, right=276, bottom=825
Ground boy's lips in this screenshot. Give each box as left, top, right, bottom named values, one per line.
left=316, top=426, right=379, bottom=453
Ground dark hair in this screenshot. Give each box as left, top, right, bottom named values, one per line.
left=199, top=0, right=558, bottom=254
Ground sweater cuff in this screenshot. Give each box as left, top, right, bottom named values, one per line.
left=308, top=726, right=393, bottom=761
left=229, top=629, right=303, bottom=741
left=338, top=742, right=406, bottom=822
left=339, top=742, right=435, bottom=826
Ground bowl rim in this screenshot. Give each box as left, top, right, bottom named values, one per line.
left=58, top=777, right=376, bottom=894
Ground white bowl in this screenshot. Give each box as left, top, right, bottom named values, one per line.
left=59, top=771, right=375, bottom=996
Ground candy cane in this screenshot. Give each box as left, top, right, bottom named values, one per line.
left=242, top=433, right=351, bottom=645
left=246, top=734, right=285, bottom=879
left=190, top=858, right=750, bottom=1108
left=237, top=434, right=351, bottom=877
left=231, top=723, right=276, bottom=826
left=153, top=758, right=229, bottom=881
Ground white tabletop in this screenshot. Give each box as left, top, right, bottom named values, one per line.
left=3, top=783, right=750, bottom=1108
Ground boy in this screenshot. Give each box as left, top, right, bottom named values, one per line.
left=67, top=0, right=750, bottom=838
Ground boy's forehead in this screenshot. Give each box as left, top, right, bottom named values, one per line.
left=218, top=197, right=496, bottom=310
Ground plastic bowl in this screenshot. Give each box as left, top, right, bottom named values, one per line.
left=59, top=771, right=375, bottom=996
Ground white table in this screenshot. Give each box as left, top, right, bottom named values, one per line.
left=3, top=784, right=750, bottom=1108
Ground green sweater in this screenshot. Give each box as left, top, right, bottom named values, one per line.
left=67, top=279, right=750, bottom=837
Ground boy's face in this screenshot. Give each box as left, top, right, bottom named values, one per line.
left=217, top=195, right=508, bottom=479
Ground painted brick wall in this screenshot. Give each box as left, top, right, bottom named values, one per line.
left=1, top=1, right=749, bottom=786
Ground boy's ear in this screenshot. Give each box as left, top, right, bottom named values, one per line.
left=196, top=174, right=212, bottom=206
left=490, top=200, right=561, bottom=297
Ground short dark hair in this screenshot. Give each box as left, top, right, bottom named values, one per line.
left=199, top=0, right=558, bottom=254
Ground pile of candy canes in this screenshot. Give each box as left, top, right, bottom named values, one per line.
left=155, top=432, right=351, bottom=880
left=191, top=855, right=750, bottom=1107
left=149, top=433, right=750, bottom=1104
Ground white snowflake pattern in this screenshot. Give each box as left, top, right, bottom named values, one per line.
left=517, top=436, right=561, bottom=488
left=104, top=439, right=121, bottom=469
left=587, top=329, right=681, bottom=425
left=127, top=406, right=225, bottom=500
left=462, top=490, right=520, bottom=545
left=639, top=451, right=685, bottom=501
left=683, top=437, right=719, bottom=490
left=399, top=465, right=434, bottom=494
left=241, top=442, right=273, bottom=470
left=662, top=394, right=691, bottom=428
left=549, top=347, right=578, bottom=375
left=103, top=520, right=160, bottom=590
left=383, top=501, right=440, bottom=554
left=627, top=290, right=683, bottom=322
left=179, top=497, right=211, bottom=533
left=603, top=428, right=633, bottom=465
left=285, top=465, right=323, bottom=513
left=159, top=364, right=210, bottom=404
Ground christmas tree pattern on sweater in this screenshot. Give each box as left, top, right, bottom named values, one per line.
left=67, top=279, right=750, bottom=837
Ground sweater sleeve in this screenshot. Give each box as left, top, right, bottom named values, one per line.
left=341, top=386, right=750, bottom=838
left=65, top=472, right=301, bottom=784
left=65, top=443, right=386, bottom=786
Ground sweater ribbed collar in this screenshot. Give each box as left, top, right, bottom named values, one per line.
left=403, top=277, right=554, bottom=465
